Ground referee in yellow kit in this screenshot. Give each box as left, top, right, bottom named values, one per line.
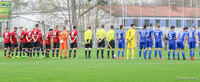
left=96, top=25, right=106, bottom=59
left=126, top=24, right=136, bottom=60
left=106, top=25, right=115, bottom=59
left=84, top=26, right=93, bottom=59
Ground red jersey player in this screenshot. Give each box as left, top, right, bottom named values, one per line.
left=39, top=31, right=45, bottom=57
left=10, top=27, right=19, bottom=57
left=52, top=25, right=60, bottom=58
left=45, top=29, right=53, bottom=58
left=32, top=24, right=41, bottom=57
left=26, top=29, right=34, bottom=57
left=3, top=28, right=11, bottom=59
left=19, top=27, right=28, bottom=57
left=69, top=26, right=78, bottom=58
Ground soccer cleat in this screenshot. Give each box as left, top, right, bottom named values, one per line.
left=155, top=58, right=157, bottom=60
left=178, top=58, right=180, bottom=60
left=60, top=56, right=63, bottom=59
left=15, top=56, right=20, bottom=59
left=149, top=58, right=153, bottom=60
left=126, top=57, right=129, bottom=59
left=4, top=56, right=6, bottom=59
left=64, top=56, right=67, bottom=59
left=183, top=58, right=186, bottom=60
left=8, top=54, right=11, bottom=58
left=122, top=57, right=125, bottom=60
left=131, top=57, right=134, bottom=60
left=159, top=58, right=163, bottom=60
left=190, top=58, right=193, bottom=60
left=192, top=57, right=195, bottom=60
left=117, top=57, right=120, bottom=59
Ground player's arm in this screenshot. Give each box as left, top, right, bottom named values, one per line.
left=88, top=32, right=92, bottom=43
left=73, top=35, right=78, bottom=43
left=69, top=35, right=72, bottom=43
left=26, top=35, right=30, bottom=42
left=35, top=34, right=39, bottom=42
left=137, top=33, right=140, bottom=42
left=10, top=34, right=13, bottom=43
left=84, top=32, right=87, bottom=43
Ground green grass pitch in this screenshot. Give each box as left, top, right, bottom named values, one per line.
left=0, top=47, right=199, bottom=82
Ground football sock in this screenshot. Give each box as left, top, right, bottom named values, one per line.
left=64, top=50, right=67, bottom=57
left=69, top=50, right=72, bottom=58
left=46, top=50, right=49, bottom=58
left=97, top=50, right=99, bottom=59
left=101, top=49, right=104, bottom=59
left=177, top=52, right=180, bottom=59
left=127, top=49, right=129, bottom=58
left=154, top=50, right=157, bottom=58
left=112, top=50, right=114, bottom=59
left=132, top=49, right=135, bottom=59
left=149, top=50, right=152, bottom=59
left=30, top=49, right=33, bottom=57
left=139, top=50, right=141, bottom=58
left=11, top=49, right=14, bottom=57
left=52, top=50, right=55, bottom=57
left=74, top=50, right=76, bottom=58
left=168, top=51, right=170, bottom=60
left=23, top=49, right=26, bottom=56
left=190, top=50, right=192, bottom=58
left=8, top=49, right=11, bottom=55
left=144, top=50, right=147, bottom=58
left=19, top=49, right=22, bottom=56
left=193, top=50, right=195, bottom=57
left=107, top=50, right=110, bottom=59
left=118, top=50, right=120, bottom=57
left=159, top=50, right=162, bottom=58
left=85, top=50, right=87, bottom=59
left=173, top=51, right=175, bottom=60
left=15, top=49, right=18, bottom=56
left=27, top=49, right=30, bottom=57
left=4, top=49, right=6, bottom=56
left=41, top=48, right=44, bottom=56
left=122, top=51, right=124, bottom=58
left=89, top=50, right=91, bottom=58
left=144, top=50, right=146, bottom=59
left=33, top=48, right=35, bottom=57
left=56, top=49, right=59, bottom=57
left=182, top=52, right=185, bottom=60
left=37, top=48, right=40, bottom=57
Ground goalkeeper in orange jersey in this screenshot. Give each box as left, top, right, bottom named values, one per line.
left=59, top=26, right=68, bottom=59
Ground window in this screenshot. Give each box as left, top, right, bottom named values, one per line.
left=166, top=20, right=169, bottom=27
left=133, top=19, right=138, bottom=27
left=156, top=20, right=160, bottom=26
left=187, top=20, right=194, bottom=27
left=144, top=19, right=149, bottom=26
left=198, top=20, right=200, bottom=27
left=176, top=20, right=181, bottom=27
left=122, top=19, right=126, bottom=26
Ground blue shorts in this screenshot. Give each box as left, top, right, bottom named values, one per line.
left=118, top=42, right=125, bottom=48
left=155, top=42, right=162, bottom=48
left=139, top=42, right=146, bottom=50
left=146, top=41, right=153, bottom=48
left=189, top=42, right=196, bottom=49
left=169, top=43, right=176, bottom=50
left=177, top=42, right=184, bottom=49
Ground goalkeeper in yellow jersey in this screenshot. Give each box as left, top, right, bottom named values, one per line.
left=106, top=25, right=115, bottom=59
left=126, top=24, right=136, bottom=59
left=84, top=26, right=93, bottom=59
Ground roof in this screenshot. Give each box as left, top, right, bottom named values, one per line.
left=99, top=5, right=200, bottom=17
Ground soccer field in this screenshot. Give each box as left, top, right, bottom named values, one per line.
left=0, top=48, right=199, bottom=82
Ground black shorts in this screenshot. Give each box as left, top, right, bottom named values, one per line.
left=85, top=40, right=92, bottom=48
left=70, top=42, right=78, bottom=48
left=108, top=40, right=115, bottom=49
left=12, top=44, right=18, bottom=48
left=27, top=42, right=33, bottom=48
left=46, top=45, right=51, bottom=49
left=20, top=43, right=28, bottom=48
left=4, top=43, right=11, bottom=48
left=53, top=42, right=60, bottom=48
left=33, top=41, right=40, bottom=47
left=98, top=39, right=105, bottom=48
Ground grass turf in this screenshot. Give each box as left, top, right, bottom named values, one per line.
left=0, top=47, right=199, bottom=82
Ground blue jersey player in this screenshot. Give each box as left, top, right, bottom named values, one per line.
left=167, top=26, right=176, bottom=60
left=146, top=23, right=154, bottom=59
left=187, top=26, right=197, bottom=60
left=198, top=30, right=200, bottom=57
left=117, top=25, right=125, bottom=59
left=176, top=27, right=188, bottom=60
left=137, top=25, right=147, bottom=59
left=154, top=24, right=164, bottom=60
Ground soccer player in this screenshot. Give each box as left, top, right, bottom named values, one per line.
left=154, top=24, right=164, bottom=60
left=32, top=24, right=41, bottom=58
left=187, top=26, right=197, bottom=60
left=96, top=25, right=106, bottom=59
left=84, top=26, right=93, bottom=59
left=137, top=25, right=147, bottom=59
left=26, top=29, right=33, bottom=57
left=177, top=27, right=188, bottom=60
left=69, top=26, right=78, bottom=58
left=167, top=26, right=176, bottom=60
left=45, top=29, right=53, bottom=58
left=39, top=30, right=45, bottom=57
left=126, top=24, right=136, bottom=60
left=146, top=23, right=154, bottom=59
left=117, top=25, right=125, bottom=59
left=3, top=28, right=12, bottom=59
left=52, top=25, right=60, bottom=58
left=107, top=25, right=115, bottom=59
left=198, top=29, right=200, bottom=57
left=19, top=27, right=24, bottom=57
left=59, top=26, right=68, bottom=59
left=10, top=27, right=19, bottom=58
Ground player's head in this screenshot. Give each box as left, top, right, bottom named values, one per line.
left=101, top=25, right=104, bottom=29
left=19, top=27, right=23, bottom=31
left=35, top=24, right=39, bottom=28
left=143, top=25, right=147, bottom=29
left=156, top=24, right=160, bottom=28
left=120, top=25, right=123, bottom=30
left=49, top=29, right=53, bottom=33
left=5, top=28, right=9, bottom=32
left=24, top=28, right=28, bottom=32
left=88, top=26, right=91, bottom=30
left=63, top=26, right=66, bottom=30
left=192, top=26, right=196, bottom=30
left=150, top=23, right=153, bottom=28
left=55, top=25, right=59, bottom=29
left=131, top=24, right=135, bottom=28
left=171, top=26, right=175, bottom=31
left=14, top=27, right=18, bottom=32
left=183, top=27, right=188, bottom=32
left=110, top=25, right=114, bottom=29
left=73, top=26, right=76, bottom=29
